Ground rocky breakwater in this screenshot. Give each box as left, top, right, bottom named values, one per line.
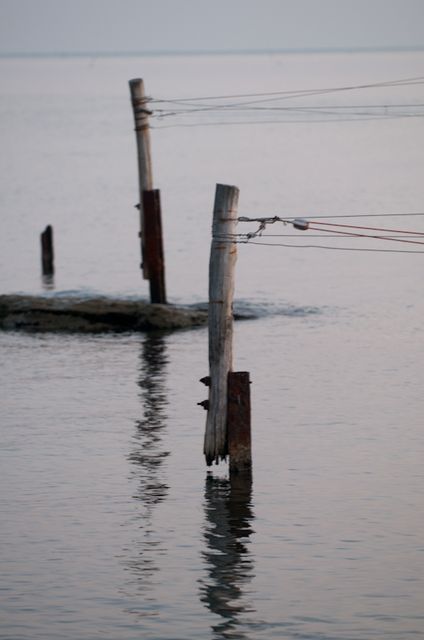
left=0, top=295, right=208, bottom=333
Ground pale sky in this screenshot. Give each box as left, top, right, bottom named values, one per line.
left=0, top=0, right=423, bottom=55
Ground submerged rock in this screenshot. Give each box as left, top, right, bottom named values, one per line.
left=0, top=295, right=208, bottom=333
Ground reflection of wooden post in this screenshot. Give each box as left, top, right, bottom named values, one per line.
left=228, top=372, right=252, bottom=474
left=129, top=78, right=153, bottom=279
left=204, top=184, right=239, bottom=466
left=40, top=225, right=54, bottom=275
left=143, top=189, right=167, bottom=304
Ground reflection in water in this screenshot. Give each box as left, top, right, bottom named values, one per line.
left=125, top=333, right=170, bottom=589
left=200, top=473, right=255, bottom=639
left=41, top=273, right=55, bottom=290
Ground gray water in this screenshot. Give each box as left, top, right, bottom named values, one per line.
left=1, top=51, right=424, bottom=639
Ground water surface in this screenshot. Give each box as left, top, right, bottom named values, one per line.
left=1, top=51, right=424, bottom=639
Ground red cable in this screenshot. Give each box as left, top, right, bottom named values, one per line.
left=308, top=225, right=424, bottom=247
left=310, top=220, right=424, bottom=236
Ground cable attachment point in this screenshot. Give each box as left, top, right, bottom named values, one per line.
left=293, top=218, right=310, bottom=231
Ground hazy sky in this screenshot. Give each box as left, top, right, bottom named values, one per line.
left=0, top=0, right=424, bottom=55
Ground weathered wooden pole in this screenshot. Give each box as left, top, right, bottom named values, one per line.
left=129, top=78, right=153, bottom=279
left=40, top=225, right=54, bottom=276
left=204, top=184, right=239, bottom=465
left=227, top=371, right=252, bottom=474
left=142, top=189, right=167, bottom=304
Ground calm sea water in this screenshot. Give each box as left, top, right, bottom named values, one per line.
left=1, top=51, right=424, bottom=639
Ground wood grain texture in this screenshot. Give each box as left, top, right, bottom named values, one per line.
left=129, top=78, right=153, bottom=279
left=204, top=183, right=239, bottom=465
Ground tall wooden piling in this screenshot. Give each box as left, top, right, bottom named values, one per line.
left=227, top=372, right=252, bottom=474
left=129, top=78, right=153, bottom=279
left=142, top=189, right=167, bottom=304
left=204, top=184, right=239, bottom=465
left=40, top=225, right=54, bottom=276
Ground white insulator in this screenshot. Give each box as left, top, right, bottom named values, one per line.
left=293, top=218, right=310, bottom=231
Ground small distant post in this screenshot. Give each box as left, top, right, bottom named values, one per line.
left=227, top=372, right=252, bottom=474
left=40, top=225, right=54, bottom=276
left=142, top=189, right=167, bottom=304
left=129, top=78, right=153, bottom=279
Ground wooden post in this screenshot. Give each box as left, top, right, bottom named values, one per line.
left=204, top=184, right=239, bottom=466
left=129, top=78, right=153, bottom=279
left=228, top=372, right=252, bottom=474
left=40, top=225, right=54, bottom=276
left=142, top=189, right=167, bottom=304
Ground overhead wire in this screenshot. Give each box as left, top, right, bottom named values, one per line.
left=229, top=233, right=424, bottom=238
left=151, top=103, right=424, bottom=119
left=305, top=226, right=424, bottom=247
left=148, top=75, right=424, bottom=127
left=147, top=75, right=424, bottom=252
left=277, top=212, right=424, bottom=219
left=149, top=75, right=424, bottom=105
left=231, top=240, right=424, bottom=254
left=308, top=220, right=424, bottom=235
left=151, top=111, right=424, bottom=128
left=213, top=214, right=424, bottom=254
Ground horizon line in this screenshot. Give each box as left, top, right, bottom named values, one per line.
left=1, top=45, right=424, bottom=59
